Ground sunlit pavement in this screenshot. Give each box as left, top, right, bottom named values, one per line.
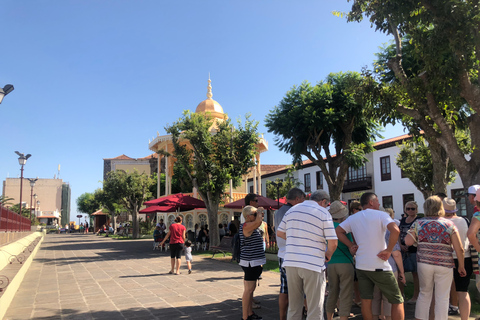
left=3, top=233, right=473, bottom=320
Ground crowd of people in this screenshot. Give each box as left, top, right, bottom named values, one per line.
left=238, top=186, right=480, bottom=320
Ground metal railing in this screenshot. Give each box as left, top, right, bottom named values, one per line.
left=0, top=206, right=31, bottom=232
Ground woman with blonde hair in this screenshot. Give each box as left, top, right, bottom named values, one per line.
left=405, top=196, right=466, bottom=320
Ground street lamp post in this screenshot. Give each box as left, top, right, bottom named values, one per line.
left=36, top=201, right=40, bottom=219
left=27, top=178, right=38, bottom=222
left=271, top=181, right=283, bottom=209
left=15, top=152, right=31, bottom=219
left=0, top=84, right=14, bottom=104
left=33, top=194, right=37, bottom=219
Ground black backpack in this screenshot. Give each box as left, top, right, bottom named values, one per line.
left=232, top=232, right=241, bottom=263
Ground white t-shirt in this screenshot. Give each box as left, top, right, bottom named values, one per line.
left=339, top=208, right=395, bottom=271
left=449, top=216, right=471, bottom=259
left=277, top=200, right=337, bottom=273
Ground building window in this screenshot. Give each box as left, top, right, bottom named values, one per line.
left=380, top=156, right=391, bottom=181
left=402, top=194, right=415, bottom=209
left=451, top=188, right=467, bottom=217
left=347, top=165, right=367, bottom=182
left=316, top=171, right=323, bottom=190
left=186, top=214, right=193, bottom=229
left=304, top=173, right=311, bottom=192
left=198, top=214, right=208, bottom=227
left=249, top=185, right=254, bottom=193
left=401, top=169, right=407, bottom=179
left=382, top=196, right=393, bottom=209
left=220, top=213, right=229, bottom=225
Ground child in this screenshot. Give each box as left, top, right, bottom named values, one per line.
left=185, top=240, right=193, bottom=274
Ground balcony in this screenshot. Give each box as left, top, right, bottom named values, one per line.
left=343, top=176, right=372, bottom=193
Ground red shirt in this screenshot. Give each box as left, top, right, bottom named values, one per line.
left=169, top=223, right=186, bottom=244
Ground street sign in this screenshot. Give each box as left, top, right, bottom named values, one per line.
left=76, top=215, right=82, bottom=218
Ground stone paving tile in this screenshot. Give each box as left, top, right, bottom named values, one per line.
left=5, top=233, right=476, bottom=320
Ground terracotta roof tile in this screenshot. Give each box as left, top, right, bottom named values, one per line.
left=104, top=154, right=134, bottom=160
left=138, top=153, right=158, bottom=160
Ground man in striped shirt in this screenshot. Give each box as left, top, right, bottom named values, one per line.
left=277, top=190, right=338, bottom=320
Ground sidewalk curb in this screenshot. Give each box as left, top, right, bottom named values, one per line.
left=0, top=232, right=44, bottom=320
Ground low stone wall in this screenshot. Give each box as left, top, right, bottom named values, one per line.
left=0, top=231, right=35, bottom=248
left=0, top=231, right=44, bottom=320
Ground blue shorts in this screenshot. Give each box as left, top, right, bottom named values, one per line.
left=279, top=258, right=288, bottom=294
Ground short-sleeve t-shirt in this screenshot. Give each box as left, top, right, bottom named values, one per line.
left=339, top=208, right=395, bottom=271
left=407, top=217, right=457, bottom=268
left=169, top=223, right=186, bottom=244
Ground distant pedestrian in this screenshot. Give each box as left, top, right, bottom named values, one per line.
left=185, top=240, right=193, bottom=274
left=84, top=221, right=89, bottom=234
left=160, top=216, right=186, bottom=275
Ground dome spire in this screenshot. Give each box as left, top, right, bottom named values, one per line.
left=207, top=74, right=213, bottom=100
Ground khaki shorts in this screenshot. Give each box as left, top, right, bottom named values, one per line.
left=356, top=269, right=404, bottom=304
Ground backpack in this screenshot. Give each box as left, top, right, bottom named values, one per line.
left=232, top=232, right=241, bottom=263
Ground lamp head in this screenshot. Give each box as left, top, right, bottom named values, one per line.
left=0, top=84, right=14, bottom=104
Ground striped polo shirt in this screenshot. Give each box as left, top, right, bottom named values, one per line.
left=239, top=223, right=266, bottom=267
left=277, top=200, right=337, bottom=273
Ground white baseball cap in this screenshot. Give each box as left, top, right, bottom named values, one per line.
left=468, top=185, right=480, bottom=195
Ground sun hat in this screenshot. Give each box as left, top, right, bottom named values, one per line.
left=443, top=198, right=457, bottom=213
left=468, top=185, right=480, bottom=195
left=329, top=200, right=348, bottom=219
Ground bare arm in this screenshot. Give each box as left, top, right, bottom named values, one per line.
left=243, top=211, right=263, bottom=237
left=183, top=229, right=186, bottom=242
left=325, top=240, right=338, bottom=262
left=392, top=250, right=406, bottom=284
left=160, top=230, right=171, bottom=245
left=467, top=218, right=480, bottom=253
left=264, top=222, right=270, bottom=248
left=335, top=225, right=358, bottom=255
left=277, top=230, right=286, bottom=240
left=451, top=230, right=466, bottom=277
left=378, top=222, right=400, bottom=261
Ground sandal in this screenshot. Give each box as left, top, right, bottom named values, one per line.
left=168, top=271, right=174, bottom=274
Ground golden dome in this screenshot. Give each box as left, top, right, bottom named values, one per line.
left=195, top=78, right=225, bottom=119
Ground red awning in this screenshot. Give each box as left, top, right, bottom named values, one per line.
left=143, top=193, right=206, bottom=211
left=139, top=205, right=176, bottom=214
left=224, top=195, right=283, bottom=210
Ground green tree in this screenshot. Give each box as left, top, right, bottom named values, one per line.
left=266, top=166, right=302, bottom=200
left=76, top=190, right=102, bottom=215
left=396, top=137, right=456, bottom=199
left=347, top=0, right=480, bottom=217
left=10, top=204, right=31, bottom=219
left=265, top=72, right=381, bottom=200
left=102, top=170, right=155, bottom=238
left=164, top=111, right=259, bottom=247
left=0, top=195, right=15, bottom=206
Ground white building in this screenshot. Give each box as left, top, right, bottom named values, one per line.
left=248, top=134, right=467, bottom=220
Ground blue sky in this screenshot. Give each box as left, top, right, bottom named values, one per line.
left=0, top=1, right=405, bottom=222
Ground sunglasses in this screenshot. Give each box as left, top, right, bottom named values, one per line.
left=406, top=207, right=416, bottom=211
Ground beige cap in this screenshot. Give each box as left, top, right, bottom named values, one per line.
left=443, top=198, right=457, bottom=213
left=329, top=200, right=348, bottom=219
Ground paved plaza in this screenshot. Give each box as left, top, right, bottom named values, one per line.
left=3, top=234, right=475, bottom=320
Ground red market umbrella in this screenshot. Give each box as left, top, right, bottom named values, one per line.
left=224, top=195, right=282, bottom=210
left=139, top=205, right=176, bottom=214
left=143, top=193, right=206, bottom=211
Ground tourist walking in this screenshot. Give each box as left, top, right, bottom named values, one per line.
left=277, top=190, right=338, bottom=320
left=160, top=216, right=186, bottom=275
left=405, top=195, right=466, bottom=320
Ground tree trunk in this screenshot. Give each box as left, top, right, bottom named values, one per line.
left=132, top=204, right=139, bottom=239
left=205, top=200, right=220, bottom=247
left=428, top=139, right=449, bottom=196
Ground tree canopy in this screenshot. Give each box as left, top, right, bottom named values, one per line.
left=102, top=170, right=155, bottom=238
left=396, top=137, right=456, bottom=199
left=164, top=111, right=259, bottom=246
left=347, top=0, right=480, bottom=216
left=265, top=72, right=381, bottom=200
left=266, top=166, right=302, bottom=200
